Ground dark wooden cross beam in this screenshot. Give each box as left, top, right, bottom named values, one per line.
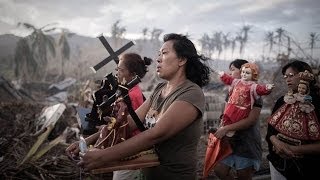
left=90, top=35, right=135, bottom=73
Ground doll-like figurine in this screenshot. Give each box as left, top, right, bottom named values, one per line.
left=283, top=70, right=314, bottom=113
left=269, top=70, right=320, bottom=141
left=284, top=88, right=296, bottom=104
left=219, top=62, right=274, bottom=136
left=295, top=75, right=315, bottom=113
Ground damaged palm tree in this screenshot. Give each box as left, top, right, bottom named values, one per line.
left=19, top=103, right=66, bottom=165
left=16, top=22, right=57, bottom=82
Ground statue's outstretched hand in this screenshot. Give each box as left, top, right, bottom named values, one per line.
left=218, top=71, right=224, bottom=77
left=266, top=84, right=275, bottom=90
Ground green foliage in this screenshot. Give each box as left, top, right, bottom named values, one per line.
left=58, top=31, right=71, bottom=60
left=58, top=29, right=72, bottom=78
left=14, top=22, right=57, bottom=81
left=14, top=38, right=37, bottom=80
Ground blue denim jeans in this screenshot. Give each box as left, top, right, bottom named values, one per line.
left=221, top=154, right=260, bottom=171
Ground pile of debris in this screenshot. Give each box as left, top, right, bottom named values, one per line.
left=0, top=102, right=77, bottom=179
left=0, top=76, right=34, bottom=102
left=0, top=76, right=113, bottom=179
left=0, top=101, right=115, bottom=179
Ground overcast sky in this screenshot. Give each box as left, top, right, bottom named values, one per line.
left=1, top=0, right=320, bottom=59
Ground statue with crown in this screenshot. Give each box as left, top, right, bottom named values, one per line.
left=268, top=70, right=320, bottom=145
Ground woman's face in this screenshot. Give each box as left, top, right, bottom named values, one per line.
left=229, top=64, right=241, bottom=79
left=283, top=67, right=300, bottom=92
left=116, top=57, right=134, bottom=84
left=156, top=40, right=182, bottom=80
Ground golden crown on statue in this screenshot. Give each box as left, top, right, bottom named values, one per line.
left=299, top=70, right=314, bottom=84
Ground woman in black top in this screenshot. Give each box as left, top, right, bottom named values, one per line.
left=266, top=60, right=320, bottom=179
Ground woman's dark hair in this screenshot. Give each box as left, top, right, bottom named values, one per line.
left=121, top=53, right=152, bottom=79
left=229, top=59, right=248, bottom=69
left=282, top=60, right=319, bottom=95
left=163, top=33, right=210, bottom=87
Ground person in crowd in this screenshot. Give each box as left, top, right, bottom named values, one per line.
left=266, top=60, right=320, bottom=180
left=66, top=33, right=210, bottom=180
left=115, top=53, right=152, bottom=111
left=113, top=53, right=152, bottom=180
left=213, top=59, right=264, bottom=180
left=67, top=52, right=151, bottom=180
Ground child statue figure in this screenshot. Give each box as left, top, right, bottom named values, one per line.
left=219, top=62, right=274, bottom=136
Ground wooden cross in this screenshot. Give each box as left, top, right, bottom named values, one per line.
left=90, top=35, right=135, bottom=73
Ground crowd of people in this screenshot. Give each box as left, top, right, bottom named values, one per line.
left=66, top=33, right=320, bottom=180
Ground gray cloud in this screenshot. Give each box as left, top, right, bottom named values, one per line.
left=0, top=0, right=319, bottom=58
left=1, top=0, right=319, bottom=37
